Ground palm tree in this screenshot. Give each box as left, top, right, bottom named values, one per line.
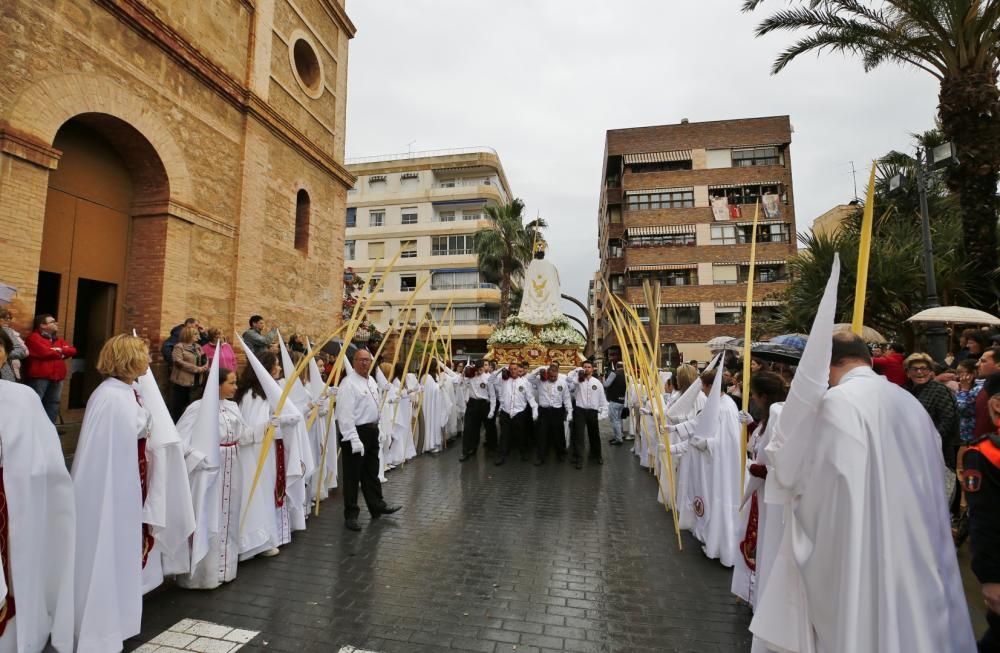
left=475, top=198, right=547, bottom=320
left=743, top=0, right=1000, bottom=310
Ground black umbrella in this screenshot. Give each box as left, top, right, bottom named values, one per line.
left=322, top=339, right=360, bottom=362
left=751, top=342, right=803, bottom=365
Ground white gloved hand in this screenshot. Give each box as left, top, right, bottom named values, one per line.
left=378, top=431, right=388, bottom=446
left=269, top=412, right=301, bottom=428
left=532, top=410, right=539, bottom=422
left=317, top=405, right=329, bottom=417
left=691, top=437, right=709, bottom=452
left=349, top=437, right=364, bottom=455
left=737, top=410, right=754, bottom=425
left=487, top=411, right=495, bottom=419
left=640, top=407, right=652, bottom=416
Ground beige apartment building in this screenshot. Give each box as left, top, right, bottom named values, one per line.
left=345, top=148, right=512, bottom=356
left=595, top=116, right=798, bottom=365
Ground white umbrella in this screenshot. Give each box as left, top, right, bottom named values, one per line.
left=832, top=323, right=887, bottom=344
left=906, top=306, right=1000, bottom=326
left=707, top=336, right=736, bottom=351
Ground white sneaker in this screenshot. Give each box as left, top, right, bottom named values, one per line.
left=259, top=547, right=280, bottom=558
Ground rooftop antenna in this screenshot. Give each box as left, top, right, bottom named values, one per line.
left=849, top=160, right=859, bottom=201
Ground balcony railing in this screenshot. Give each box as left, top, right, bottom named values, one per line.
left=431, top=282, right=500, bottom=291
left=436, top=178, right=501, bottom=189
left=345, top=146, right=499, bottom=165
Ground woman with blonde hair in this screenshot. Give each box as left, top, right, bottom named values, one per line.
left=170, top=325, right=207, bottom=421
left=71, top=334, right=153, bottom=652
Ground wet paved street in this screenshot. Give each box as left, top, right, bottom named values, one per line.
left=129, top=426, right=752, bottom=653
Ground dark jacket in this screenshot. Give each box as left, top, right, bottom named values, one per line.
left=963, top=436, right=1000, bottom=584
left=909, top=379, right=959, bottom=448
left=604, top=370, right=626, bottom=403
left=24, top=330, right=77, bottom=382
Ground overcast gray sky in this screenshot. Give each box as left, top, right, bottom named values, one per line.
left=344, top=0, right=940, bottom=319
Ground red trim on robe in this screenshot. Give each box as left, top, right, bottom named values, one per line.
left=138, top=438, right=154, bottom=568
left=0, top=468, right=15, bottom=635
left=274, top=439, right=287, bottom=508
left=740, top=492, right=759, bottom=572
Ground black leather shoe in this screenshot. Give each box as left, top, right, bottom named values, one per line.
left=610, top=440, right=623, bottom=446
left=459, top=452, right=473, bottom=462
left=494, top=456, right=506, bottom=466
left=345, top=518, right=361, bottom=531
left=372, top=504, right=402, bottom=519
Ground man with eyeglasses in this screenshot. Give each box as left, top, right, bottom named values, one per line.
left=24, top=314, right=77, bottom=424
left=975, top=347, right=1000, bottom=440
left=905, top=353, right=959, bottom=470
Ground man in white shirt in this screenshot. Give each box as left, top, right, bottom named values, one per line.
left=484, top=361, right=500, bottom=450
left=528, top=363, right=572, bottom=465
left=460, top=362, right=496, bottom=462
left=568, top=361, right=609, bottom=469
left=492, top=361, right=538, bottom=466
left=337, top=349, right=401, bottom=531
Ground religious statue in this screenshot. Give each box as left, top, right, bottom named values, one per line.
left=516, top=239, right=563, bottom=325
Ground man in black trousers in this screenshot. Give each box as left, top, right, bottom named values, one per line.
left=460, top=362, right=496, bottom=461
left=337, top=349, right=401, bottom=531
left=568, top=361, right=609, bottom=469
left=527, top=362, right=572, bottom=464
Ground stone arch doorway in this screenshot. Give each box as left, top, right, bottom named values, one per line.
left=36, top=113, right=169, bottom=418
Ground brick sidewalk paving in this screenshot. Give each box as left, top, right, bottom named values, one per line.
left=128, top=426, right=751, bottom=653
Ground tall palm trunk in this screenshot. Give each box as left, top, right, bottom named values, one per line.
left=499, top=261, right=511, bottom=320
left=939, top=67, right=1000, bottom=311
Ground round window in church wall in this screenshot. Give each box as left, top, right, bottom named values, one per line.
left=291, top=37, right=323, bottom=98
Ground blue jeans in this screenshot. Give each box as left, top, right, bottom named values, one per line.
left=27, top=378, right=63, bottom=424
left=608, top=401, right=624, bottom=441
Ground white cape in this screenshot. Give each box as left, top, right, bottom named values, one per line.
left=420, top=375, right=446, bottom=452
left=758, top=368, right=975, bottom=653
left=71, top=378, right=147, bottom=653
left=0, top=381, right=75, bottom=653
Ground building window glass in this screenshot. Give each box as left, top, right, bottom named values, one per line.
left=628, top=269, right=697, bottom=287
left=431, top=270, right=482, bottom=290
left=625, top=190, right=694, bottom=211
left=710, top=225, right=739, bottom=245
left=610, top=274, right=625, bottom=294
left=743, top=264, right=786, bottom=283
left=437, top=211, right=456, bottom=222
left=608, top=239, right=624, bottom=258
left=715, top=307, right=743, bottom=325
left=713, top=265, right=739, bottom=285
left=660, top=306, right=700, bottom=325
left=401, top=209, right=418, bottom=225
left=294, top=189, right=310, bottom=252
left=732, top=146, right=781, bottom=167
left=368, top=241, right=385, bottom=259
left=346, top=207, right=356, bottom=228
left=629, top=160, right=692, bottom=173
left=400, top=240, right=417, bottom=258
left=400, top=274, right=417, bottom=292
left=462, top=210, right=482, bottom=221
left=431, top=304, right=499, bottom=325
left=431, top=234, right=475, bottom=256
left=608, top=207, right=622, bottom=224
left=344, top=239, right=355, bottom=260
left=368, top=275, right=381, bottom=292
left=369, top=210, right=385, bottom=227
left=628, top=233, right=695, bottom=247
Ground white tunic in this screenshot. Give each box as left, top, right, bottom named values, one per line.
left=71, top=378, right=148, bottom=653
left=237, top=394, right=289, bottom=556
left=0, top=381, right=74, bottom=653
left=419, top=375, right=447, bottom=452
left=752, top=367, right=975, bottom=653
left=380, top=378, right=412, bottom=467
left=176, top=400, right=248, bottom=589
left=731, top=403, right=783, bottom=608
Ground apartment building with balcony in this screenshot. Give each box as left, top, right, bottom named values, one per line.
left=595, top=116, right=798, bottom=365
left=345, top=147, right=512, bottom=355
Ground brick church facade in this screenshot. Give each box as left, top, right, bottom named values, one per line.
left=0, top=0, right=354, bottom=420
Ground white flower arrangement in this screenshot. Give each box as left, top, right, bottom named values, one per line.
left=538, top=325, right=586, bottom=346
left=488, top=323, right=536, bottom=345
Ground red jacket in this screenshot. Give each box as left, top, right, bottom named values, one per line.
left=24, top=331, right=77, bottom=381
left=872, top=352, right=906, bottom=386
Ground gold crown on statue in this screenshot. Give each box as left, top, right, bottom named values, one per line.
left=532, top=236, right=547, bottom=254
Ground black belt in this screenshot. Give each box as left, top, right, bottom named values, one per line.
left=357, top=422, right=379, bottom=431
left=576, top=407, right=598, bottom=413
left=469, top=397, right=490, bottom=404
left=540, top=405, right=564, bottom=410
